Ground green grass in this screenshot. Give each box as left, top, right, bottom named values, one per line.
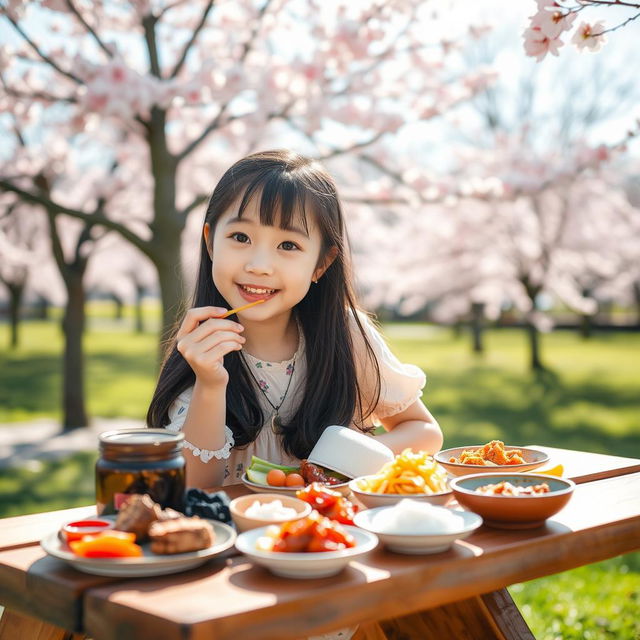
left=0, top=313, right=639, bottom=639
left=0, top=316, right=158, bottom=422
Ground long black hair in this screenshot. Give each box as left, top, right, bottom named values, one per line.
left=147, top=150, right=381, bottom=459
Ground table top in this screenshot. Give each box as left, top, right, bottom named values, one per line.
left=1, top=446, right=639, bottom=640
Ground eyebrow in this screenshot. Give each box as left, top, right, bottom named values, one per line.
left=225, top=216, right=309, bottom=238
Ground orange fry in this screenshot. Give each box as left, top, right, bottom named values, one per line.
left=217, top=299, right=266, bottom=318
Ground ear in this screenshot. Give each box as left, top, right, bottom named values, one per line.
left=203, top=223, right=213, bottom=260
left=313, top=246, right=338, bottom=283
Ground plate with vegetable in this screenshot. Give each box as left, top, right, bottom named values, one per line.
left=242, top=456, right=351, bottom=496
left=235, top=513, right=378, bottom=578
left=41, top=518, right=236, bottom=577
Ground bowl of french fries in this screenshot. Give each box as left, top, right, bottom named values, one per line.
left=349, top=449, right=452, bottom=509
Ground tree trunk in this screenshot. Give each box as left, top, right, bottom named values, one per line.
left=7, top=282, right=24, bottom=349
left=111, top=293, right=124, bottom=320
left=62, top=270, right=88, bottom=431
left=470, top=302, right=484, bottom=354
left=134, top=283, right=145, bottom=333
left=526, top=321, right=545, bottom=372
left=156, top=254, right=186, bottom=360
left=147, top=106, right=186, bottom=350
left=580, top=313, right=592, bottom=339
left=34, top=295, right=50, bottom=320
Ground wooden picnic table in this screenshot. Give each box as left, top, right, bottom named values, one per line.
left=0, top=445, right=639, bottom=640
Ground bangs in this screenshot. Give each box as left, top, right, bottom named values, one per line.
left=236, top=170, right=312, bottom=234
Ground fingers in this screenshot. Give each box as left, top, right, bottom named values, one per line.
left=176, top=308, right=243, bottom=342
left=176, top=306, right=229, bottom=338
left=177, top=329, right=245, bottom=364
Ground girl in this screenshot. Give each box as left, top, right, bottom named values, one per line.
left=147, top=150, right=442, bottom=489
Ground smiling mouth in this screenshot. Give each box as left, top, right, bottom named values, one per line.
left=238, top=284, right=278, bottom=295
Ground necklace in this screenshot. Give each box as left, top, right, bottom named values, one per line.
left=239, top=351, right=296, bottom=434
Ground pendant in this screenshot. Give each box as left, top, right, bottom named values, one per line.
left=271, top=413, right=281, bottom=434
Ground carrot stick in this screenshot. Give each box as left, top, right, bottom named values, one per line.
left=217, top=299, right=266, bottom=318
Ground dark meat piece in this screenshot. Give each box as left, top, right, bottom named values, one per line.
left=300, top=460, right=341, bottom=485
left=114, top=494, right=162, bottom=542
left=149, top=517, right=215, bottom=554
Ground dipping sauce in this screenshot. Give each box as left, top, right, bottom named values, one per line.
left=61, top=519, right=113, bottom=542
left=95, top=429, right=185, bottom=515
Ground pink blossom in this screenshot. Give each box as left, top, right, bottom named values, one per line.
left=523, top=26, right=564, bottom=61
left=530, top=7, right=576, bottom=39
left=571, top=21, right=607, bottom=52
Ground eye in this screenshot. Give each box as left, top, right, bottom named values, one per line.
left=279, top=240, right=299, bottom=251
left=230, top=232, right=250, bottom=244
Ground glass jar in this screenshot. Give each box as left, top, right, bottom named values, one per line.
left=96, top=429, right=185, bottom=515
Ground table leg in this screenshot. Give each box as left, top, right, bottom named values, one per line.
left=0, top=609, right=85, bottom=640
left=354, top=589, right=535, bottom=640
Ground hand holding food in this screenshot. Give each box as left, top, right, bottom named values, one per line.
left=175, top=306, right=245, bottom=387
left=355, top=449, right=449, bottom=495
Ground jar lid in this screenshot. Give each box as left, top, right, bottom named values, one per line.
left=99, top=428, right=184, bottom=458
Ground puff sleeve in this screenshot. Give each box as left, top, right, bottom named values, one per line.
left=352, top=311, right=426, bottom=423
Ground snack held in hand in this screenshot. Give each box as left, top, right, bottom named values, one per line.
left=355, top=449, right=449, bottom=495
left=449, top=440, right=525, bottom=466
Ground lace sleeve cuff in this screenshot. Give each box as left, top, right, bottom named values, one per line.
left=166, top=423, right=235, bottom=463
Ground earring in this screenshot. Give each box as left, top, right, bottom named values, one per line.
left=312, top=277, right=318, bottom=284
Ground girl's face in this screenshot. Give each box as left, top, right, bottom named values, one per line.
left=206, top=194, right=330, bottom=324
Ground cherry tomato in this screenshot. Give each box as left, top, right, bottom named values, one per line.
left=266, top=469, right=287, bottom=487
left=285, top=473, right=305, bottom=487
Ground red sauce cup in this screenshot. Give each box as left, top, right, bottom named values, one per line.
left=60, top=519, right=114, bottom=543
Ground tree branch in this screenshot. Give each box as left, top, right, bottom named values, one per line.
left=169, top=0, right=215, bottom=79
left=0, top=179, right=150, bottom=255
left=65, top=0, right=113, bottom=59
left=175, top=0, right=273, bottom=162
left=5, top=15, right=83, bottom=85
left=180, top=193, right=208, bottom=219
left=142, top=14, right=162, bottom=77
left=317, top=131, right=387, bottom=161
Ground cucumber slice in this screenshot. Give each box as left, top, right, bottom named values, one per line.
left=246, top=468, right=268, bottom=485
left=249, top=456, right=299, bottom=473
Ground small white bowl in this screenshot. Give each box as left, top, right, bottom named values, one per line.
left=229, top=493, right=312, bottom=533
left=354, top=507, right=482, bottom=555
left=307, top=425, right=394, bottom=479
left=349, top=476, right=452, bottom=509
left=235, top=525, right=378, bottom=578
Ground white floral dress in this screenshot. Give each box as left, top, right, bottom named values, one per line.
left=165, top=311, right=426, bottom=485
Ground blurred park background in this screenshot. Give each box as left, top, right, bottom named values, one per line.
left=0, top=1, right=639, bottom=638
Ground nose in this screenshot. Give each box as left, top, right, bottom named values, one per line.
left=244, top=246, right=274, bottom=276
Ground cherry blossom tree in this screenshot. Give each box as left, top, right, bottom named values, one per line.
left=0, top=0, right=494, bottom=350
left=0, top=196, right=43, bottom=348
left=523, top=0, right=640, bottom=62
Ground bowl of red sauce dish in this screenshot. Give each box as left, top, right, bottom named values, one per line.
left=60, top=519, right=113, bottom=542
